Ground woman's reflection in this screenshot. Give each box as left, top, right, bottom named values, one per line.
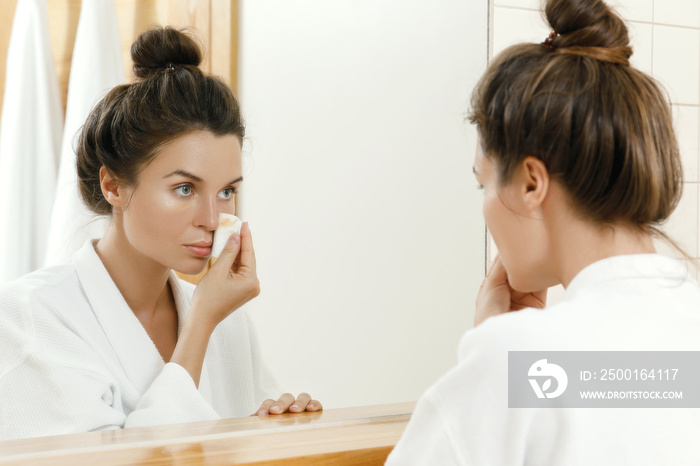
left=0, top=26, right=320, bottom=441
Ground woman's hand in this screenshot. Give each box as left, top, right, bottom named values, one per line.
left=474, top=254, right=546, bottom=327
left=190, top=222, right=260, bottom=330
left=172, top=222, right=260, bottom=387
left=254, top=393, right=323, bottom=416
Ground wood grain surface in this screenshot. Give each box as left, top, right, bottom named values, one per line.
left=0, top=402, right=415, bottom=465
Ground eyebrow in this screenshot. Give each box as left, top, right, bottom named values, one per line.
left=164, top=169, right=243, bottom=186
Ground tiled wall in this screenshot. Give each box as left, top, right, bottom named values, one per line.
left=490, top=0, right=700, bottom=281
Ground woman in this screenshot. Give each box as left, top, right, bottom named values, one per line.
left=387, top=0, right=700, bottom=463
left=0, top=27, right=320, bottom=440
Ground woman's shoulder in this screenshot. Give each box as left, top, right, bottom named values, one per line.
left=1, top=263, right=80, bottom=302
left=453, top=298, right=610, bottom=365
left=458, top=274, right=700, bottom=358
left=0, top=264, right=85, bottom=354
left=0, top=263, right=84, bottom=323
left=422, top=306, right=590, bottom=409
left=462, top=304, right=573, bottom=346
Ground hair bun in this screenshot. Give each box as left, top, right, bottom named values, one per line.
left=131, top=26, right=202, bottom=79
left=545, top=0, right=632, bottom=65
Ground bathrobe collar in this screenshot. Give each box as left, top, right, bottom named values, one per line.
left=564, top=253, right=692, bottom=301
left=73, top=240, right=191, bottom=394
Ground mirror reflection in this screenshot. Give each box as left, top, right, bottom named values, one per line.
left=0, top=0, right=487, bottom=442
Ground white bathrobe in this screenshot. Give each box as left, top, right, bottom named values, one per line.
left=0, top=240, right=277, bottom=440
left=386, top=254, right=700, bottom=465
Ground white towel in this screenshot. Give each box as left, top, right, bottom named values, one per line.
left=0, top=0, right=63, bottom=283
left=44, top=0, right=124, bottom=266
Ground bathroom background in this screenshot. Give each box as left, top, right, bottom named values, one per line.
left=0, top=0, right=697, bottom=410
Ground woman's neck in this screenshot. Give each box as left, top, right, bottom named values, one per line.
left=549, top=213, right=656, bottom=289
left=95, top=217, right=173, bottom=321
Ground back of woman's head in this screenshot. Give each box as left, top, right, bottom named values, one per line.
left=469, top=0, right=682, bottom=228
left=77, top=27, right=245, bottom=215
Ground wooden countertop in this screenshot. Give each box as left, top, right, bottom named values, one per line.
left=0, top=402, right=415, bottom=465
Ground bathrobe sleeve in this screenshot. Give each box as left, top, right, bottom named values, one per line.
left=0, top=288, right=218, bottom=440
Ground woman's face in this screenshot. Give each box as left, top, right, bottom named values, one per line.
left=473, top=144, right=553, bottom=292
left=119, top=130, right=242, bottom=275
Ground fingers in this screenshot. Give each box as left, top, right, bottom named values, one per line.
left=475, top=255, right=515, bottom=327
left=238, top=222, right=257, bottom=276
left=516, top=290, right=547, bottom=309
left=231, top=250, right=242, bottom=274
left=307, top=399, right=323, bottom=411
left=483, top=255, right=508, bottom=291
left=288, top=392, right=312, bottom=413
left=212, top=232, right=241, bottom=273
left=255, top=398, right=275, bottom=416
left=533, top=288, right=548, bottom=307
left=485, top=253, right=499, bottom=278
left=269, top=393, right=295, bottom=415
left=258, top=393, right=323, bottom=415
left=283, top=393, right=322, bottom=413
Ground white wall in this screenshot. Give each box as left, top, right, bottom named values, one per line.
left=490, top=0, right=700, bottom=285
left=238, top=0, right=488, bottom=408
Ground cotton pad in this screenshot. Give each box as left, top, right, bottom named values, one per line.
left=211, top=213, right=243, bottom=258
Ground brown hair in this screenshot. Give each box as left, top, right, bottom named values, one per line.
left=469, top=0, right=682, bottom=229
left=77, top=27, right=245, bottom=215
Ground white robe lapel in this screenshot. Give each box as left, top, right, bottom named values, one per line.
left=168, top=274, right=214, bottom=403
left=73, top=241, right=165, bottom=395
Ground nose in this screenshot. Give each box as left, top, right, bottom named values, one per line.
left=195, top=195, right=218, bottom=231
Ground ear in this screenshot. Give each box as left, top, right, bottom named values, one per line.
left=99, top=166, right=128, bottom=210
left=518, top=156, right=549, bottom=212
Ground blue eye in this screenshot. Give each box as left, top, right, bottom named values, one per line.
left=175, top=185, right=193, bottom=196
left=218, top=187, right=236, bottom=200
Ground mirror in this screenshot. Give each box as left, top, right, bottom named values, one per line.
left=237, top=0, right=488, bottom=408
left=0, top=0, right=488, bottom=420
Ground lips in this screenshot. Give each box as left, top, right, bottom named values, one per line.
left=184, top=241, right=213, bottom=257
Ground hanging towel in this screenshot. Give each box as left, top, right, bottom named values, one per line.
left=44, top=0, right=124, bottom=266
left=0, top=0, right=63, bottom=283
